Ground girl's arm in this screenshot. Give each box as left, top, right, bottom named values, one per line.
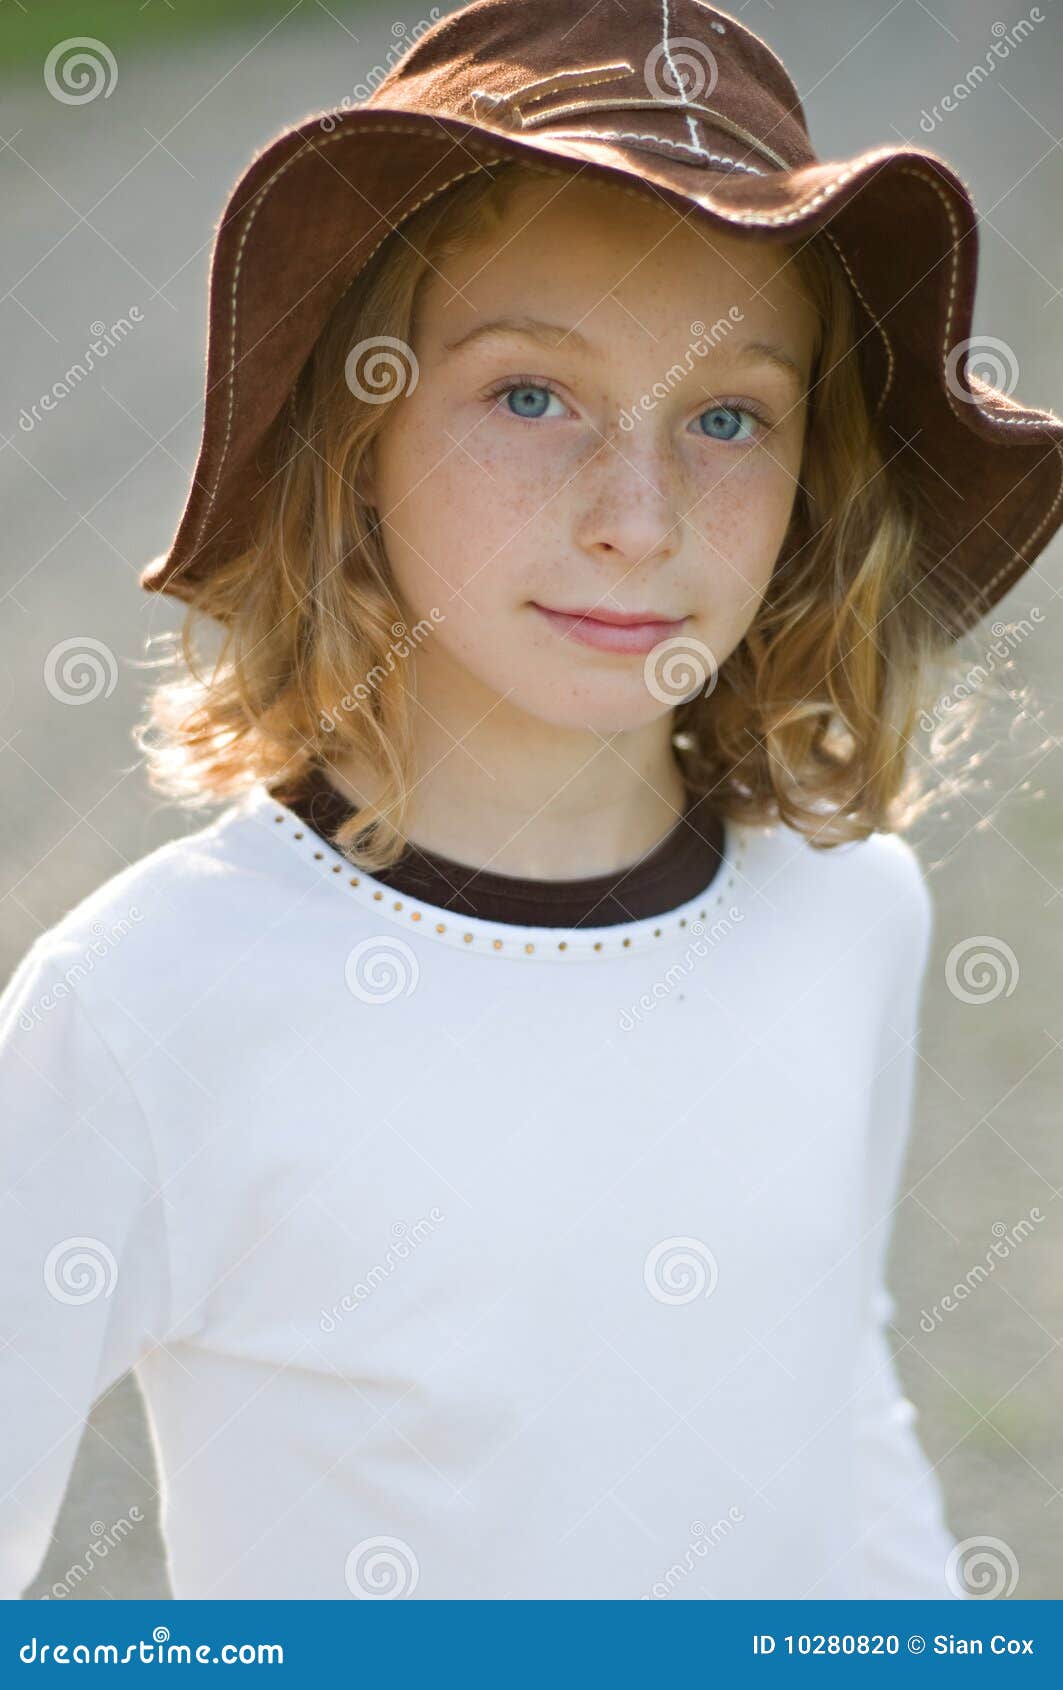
left=849, top=850, right=967, bottom=1600
left=0, top=940, right=170, bottom=1599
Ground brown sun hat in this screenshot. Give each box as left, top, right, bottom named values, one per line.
left=140, top=0, right=1063, bottom=641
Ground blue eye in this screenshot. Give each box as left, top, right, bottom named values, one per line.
left=488, top=380, right=768, bottom=441
left=697, top=404, right=761, bottom=443
left=501, top=383, right=562, bottom=419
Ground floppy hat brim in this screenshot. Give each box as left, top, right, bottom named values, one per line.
left=140, top=107, right=1063, bottom=641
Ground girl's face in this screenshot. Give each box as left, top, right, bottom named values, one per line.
left=363, top=172, right=817, bottom=734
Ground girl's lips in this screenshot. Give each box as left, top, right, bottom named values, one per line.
left=532, top=603, right=687, bottom=655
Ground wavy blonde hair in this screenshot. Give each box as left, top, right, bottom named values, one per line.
left=137, top=156, right=983, bottom=871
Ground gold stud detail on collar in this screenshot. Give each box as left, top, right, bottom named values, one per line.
left=267, top=806, right=743, bottom=962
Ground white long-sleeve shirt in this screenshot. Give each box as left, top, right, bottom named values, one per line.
left=0, top=781, right=966, bottom=1599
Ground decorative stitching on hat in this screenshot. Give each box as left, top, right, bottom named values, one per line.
left=897, top=166, right=1062, bottom=430
left=472, top=88, right=788, bottom=173
left=694, top=148, right=1061, bottom=436
left=662, top=0, right=712, bottom=165
left=814, top=230, right=894, bottom=414
left=538, top=126, right=764, bottom=173
left=887, top=161, right=1062, bottom=622
left=973, top=439, right=1063, bottom=616
left=890, top=162, right=1063, bottom=619
left=518, top=98, right=789, bottom=172
left=190, top=147, right=509, bottom=565
left=473, top=62, right=635, bottom=116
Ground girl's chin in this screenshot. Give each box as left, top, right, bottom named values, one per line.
left=490, top=682, right=675, bottom=738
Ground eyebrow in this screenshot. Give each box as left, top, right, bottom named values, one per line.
left=442, top=315, right=591, bottom=355
left=442, top=316, right=807, bottom=390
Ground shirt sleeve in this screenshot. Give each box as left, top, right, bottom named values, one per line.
left=849, top=847, right=967, bottom=1600
left=0, top=940, right=171, bottom=1599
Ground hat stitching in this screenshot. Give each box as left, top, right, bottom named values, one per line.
left=975, top=440, right=1063, bottom=612
left=471, top=63, right=635, bottom=116
left=887, top=174, right=1062, bottom=621
left=471, top=1, right=779, bottom=173
left=814, top=230, right=894, bottom=415
left=184, top=124, right=1060, bottom=610
left=539, top=126, right=764, bottom=173
left=896, top=164, right=1062, bottom=430
left=687, top=137, right=1058, bottom=444
left=688, top=145, right=1063, bottom=441
left=660, top=0, right=720, bottom=165
left=191, top=150, right=509, bottom=564
left=522, top=100, right=788, bottom=171
left=472, top=91, right=783, bottom=174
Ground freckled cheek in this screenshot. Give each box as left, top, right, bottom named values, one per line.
left=695, top=458, right=798, bottom=580
left=381, top=427, right=548, bottom=600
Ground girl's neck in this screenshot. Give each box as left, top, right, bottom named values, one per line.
left=324, top=712, right=692, bottom=882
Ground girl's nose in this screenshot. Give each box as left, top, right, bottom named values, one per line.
left=572, top=430, right=683, bottom=572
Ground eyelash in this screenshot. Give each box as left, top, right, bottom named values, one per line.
left=484, top=375, right=774, bottom=440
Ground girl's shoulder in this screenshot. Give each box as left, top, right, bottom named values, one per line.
left=738, top=814, right=934, bottom=989
left=744, top=812, right=931, bottom=920
left=2, top=787, right=296, bottom=1027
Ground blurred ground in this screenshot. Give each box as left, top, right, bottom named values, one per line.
left=2, top=0, right=1061, bottom=1600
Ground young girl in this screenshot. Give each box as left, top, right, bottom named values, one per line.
left=3, top=0, right=1061, bottom=1602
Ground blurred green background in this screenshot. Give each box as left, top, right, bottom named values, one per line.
left=4, top=2, right=306, bottom=70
